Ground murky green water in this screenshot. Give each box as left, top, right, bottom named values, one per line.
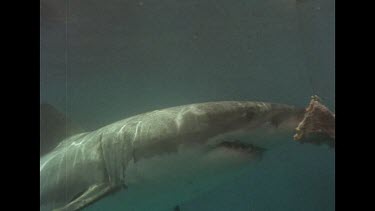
left=40, top=0, right=334, bottom=210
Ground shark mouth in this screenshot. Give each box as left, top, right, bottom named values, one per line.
left=216, top=140, right=266, bottom=155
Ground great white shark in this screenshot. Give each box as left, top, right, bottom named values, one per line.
left=40, top=97, right=335, bottom=211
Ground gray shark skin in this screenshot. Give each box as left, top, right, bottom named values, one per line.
left=40, top=101, right=305, bottom=211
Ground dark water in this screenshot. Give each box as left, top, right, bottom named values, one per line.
left=40, top=0, right=334, bottom=210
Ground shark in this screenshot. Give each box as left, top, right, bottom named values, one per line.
left=40, top=97, right=335, bottom=211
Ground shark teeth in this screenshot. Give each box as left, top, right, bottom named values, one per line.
left=217, top=140, right=266, bottom=153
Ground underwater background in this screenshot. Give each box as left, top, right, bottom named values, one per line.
left=40, top=0, right=334, bottom=210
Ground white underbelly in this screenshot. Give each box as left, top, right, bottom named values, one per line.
left=106, top=144, right=257, bottom=210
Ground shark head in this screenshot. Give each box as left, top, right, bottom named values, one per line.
left=191, top=101, right=304, bottom=133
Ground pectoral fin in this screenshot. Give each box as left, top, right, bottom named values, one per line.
left=53, top=183, right=121, bottom=211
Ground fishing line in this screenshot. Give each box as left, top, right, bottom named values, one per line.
left=65, top=0, right=69, bottom=203
left=294, top=1, right=335, bottom=108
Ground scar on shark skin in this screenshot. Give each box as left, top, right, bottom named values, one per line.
left=294, top=95, right=335, bottom=147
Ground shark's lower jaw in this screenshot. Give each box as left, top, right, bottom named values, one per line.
left=193, top=138, right=266, bottom=169
left=123, top=139, right=264, bottom=186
